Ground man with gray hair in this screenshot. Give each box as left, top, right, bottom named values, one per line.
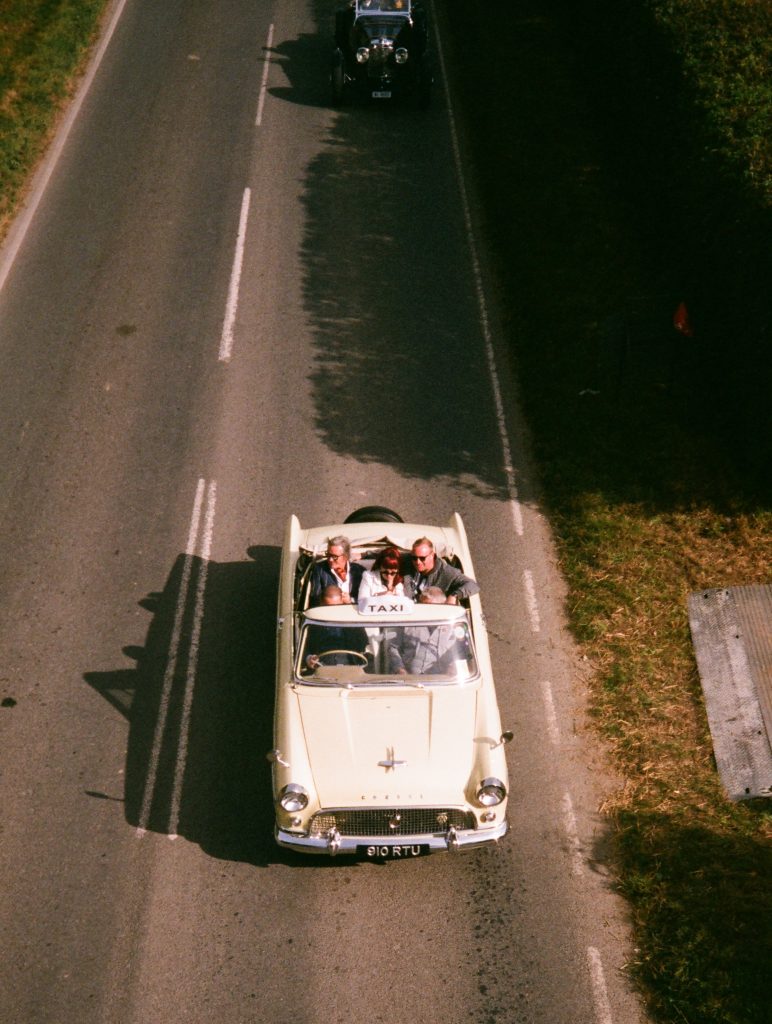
left=310, top=534, right=364, bottom=604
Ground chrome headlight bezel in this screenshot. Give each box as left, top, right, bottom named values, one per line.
left=279, top=784, right=309, bottom=812
left=395, top=47, right=408, bottom=64
left=356, top=46, right=370, bottom=63
left=477, top=777, right=507, bottom=807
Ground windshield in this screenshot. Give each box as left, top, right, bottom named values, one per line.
left=356, top=0, right=411, bottom=13
left=296, top=620, right=478, bottom=686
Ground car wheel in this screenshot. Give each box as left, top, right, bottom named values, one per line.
left=344, top=506, right=404, bottom=524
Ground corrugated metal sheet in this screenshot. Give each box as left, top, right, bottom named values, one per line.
left=688, top=585, right=772, bottom=801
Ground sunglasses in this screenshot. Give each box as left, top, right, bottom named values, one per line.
left=411, top=553, right=432, bottom=562
left=381, top=569, right=398, bottom=576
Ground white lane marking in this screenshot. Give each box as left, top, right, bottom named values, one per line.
left=587, top=947, right=614, bottom=1024
left=168, top=479, right=217, bottom=839
left=561, top=791, right=584, bottom=877
left=522, top=569, right=541, bottom=632
left=434, top=32, right=523, bottom=537
left=0, top=0, right=131, bottom=295
left=255, top=24, right=275, bottom=126
left=218, top=187, right=252, bottom=362
left=136, top=479, right=206, bottom=836
left=540, top=679, right=561, bottom=745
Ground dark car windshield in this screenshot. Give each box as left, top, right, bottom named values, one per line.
left=356, top=0, right=411, bottom=13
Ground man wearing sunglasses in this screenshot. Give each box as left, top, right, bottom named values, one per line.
left=403, top=537, right=479, bottom=605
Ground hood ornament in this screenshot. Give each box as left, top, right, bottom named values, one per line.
left=378, top=746, right=407, bottom=771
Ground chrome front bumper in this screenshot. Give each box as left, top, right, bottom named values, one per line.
left=276, top=819, right=508, bottom=855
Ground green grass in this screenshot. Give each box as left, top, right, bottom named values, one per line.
left=0, top=0, right=109, bottom=237
left=442, top=1, right=771, bottom=1021
left=651, top=0, right=772, bottom=203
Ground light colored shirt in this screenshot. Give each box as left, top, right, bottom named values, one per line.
left=358, top=568, right=405, bottom=602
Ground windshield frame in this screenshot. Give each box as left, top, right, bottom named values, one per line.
left=294, top=607, right=480, bottom=688
left=355, top=0, right=412, bottom=15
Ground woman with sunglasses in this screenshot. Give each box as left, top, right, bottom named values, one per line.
left=358, top=546, right=405, bottom=601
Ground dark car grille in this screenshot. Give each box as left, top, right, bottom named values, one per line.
left=309, top=808, right=476, bottom=838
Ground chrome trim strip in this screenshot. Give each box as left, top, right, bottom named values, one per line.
left=276, top=820, right=508, bottom=854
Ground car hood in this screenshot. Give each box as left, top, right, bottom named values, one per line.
left=354, top=16, right=411, bottom=45
left=296, top=686, right=478, bottom=807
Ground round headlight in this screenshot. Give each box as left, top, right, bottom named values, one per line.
left=395, top=47, right=408, bottom=64
left=477, top=778, right=507, bottom=807
left=356, top=46, right=369, bottom=63
left=279, top=784, right=309, bottom=812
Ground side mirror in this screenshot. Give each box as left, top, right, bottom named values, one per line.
left=500, top=730, right=514, bottom=745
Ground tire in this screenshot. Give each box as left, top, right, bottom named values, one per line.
left=344, top=506, right=404, bottom=524
left=331, top=52, right=348, bottom=106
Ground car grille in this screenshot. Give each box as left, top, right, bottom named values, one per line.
left=309, top=808, right=476, bottom=838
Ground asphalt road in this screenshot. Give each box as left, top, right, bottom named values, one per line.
left=0, top=1, right=645, bottom=1022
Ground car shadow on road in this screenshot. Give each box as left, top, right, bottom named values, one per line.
left=84, top=545, right=290, bottom=868
left=265, top=30, right=335, bottom=110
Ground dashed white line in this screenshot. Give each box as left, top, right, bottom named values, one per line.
left=539, top=679, right=561, bottom=745
left=522, top=569, right=541, bottom=632
left=168, top=479, right=217, bottom=839
left=433, top=30, right=523, bottom=537
left=587, top=947, right=614, bottom=1024
left=136, top=479, right=207, bottom=836
left=218, top=187, right=252, bottom=363
left=561, top=791, right=584, bottom=877
left=255, top=24, right=275, bottom=126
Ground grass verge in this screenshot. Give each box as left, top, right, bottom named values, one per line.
left=442, top=1, right=771, bottom=1022
left=0, top=0, right=109, bottom=240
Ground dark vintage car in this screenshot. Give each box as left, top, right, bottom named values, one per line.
left=331, top=0, right=432, bottom=107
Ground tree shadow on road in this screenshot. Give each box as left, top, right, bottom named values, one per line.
left=265, top=3, right=529, bottom=507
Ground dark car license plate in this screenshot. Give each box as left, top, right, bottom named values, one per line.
left=372, top=90, right=392, bottom=99
left=359, top=843, right=429, bottom=859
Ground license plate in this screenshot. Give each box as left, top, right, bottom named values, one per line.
left=359, top=843, right=429, bottom=859
left=372, top=90, right=392, bottom=99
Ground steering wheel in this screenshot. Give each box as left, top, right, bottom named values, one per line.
left=316, top=649, right=368, bottom=666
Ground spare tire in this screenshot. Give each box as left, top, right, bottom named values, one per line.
left=344, top=506, right=403, bottom=524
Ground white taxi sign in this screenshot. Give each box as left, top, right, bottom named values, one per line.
left=357, top=596, right=415, bottom=615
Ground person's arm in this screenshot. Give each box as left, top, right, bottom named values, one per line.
left=309, top=564, right=327, bottom=602
left=444, top=563, right=480, bottom=600
left=387, top=630, right=410, bottom=674
left=358, top=571, right=374, bottom=601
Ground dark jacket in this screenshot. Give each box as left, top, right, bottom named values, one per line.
left=309, top=560, right=365, bottom=603
left=304, top=622, right=369, bottom=667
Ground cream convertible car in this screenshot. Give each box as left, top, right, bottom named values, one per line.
left=269, top=510, right=511, bottom=858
